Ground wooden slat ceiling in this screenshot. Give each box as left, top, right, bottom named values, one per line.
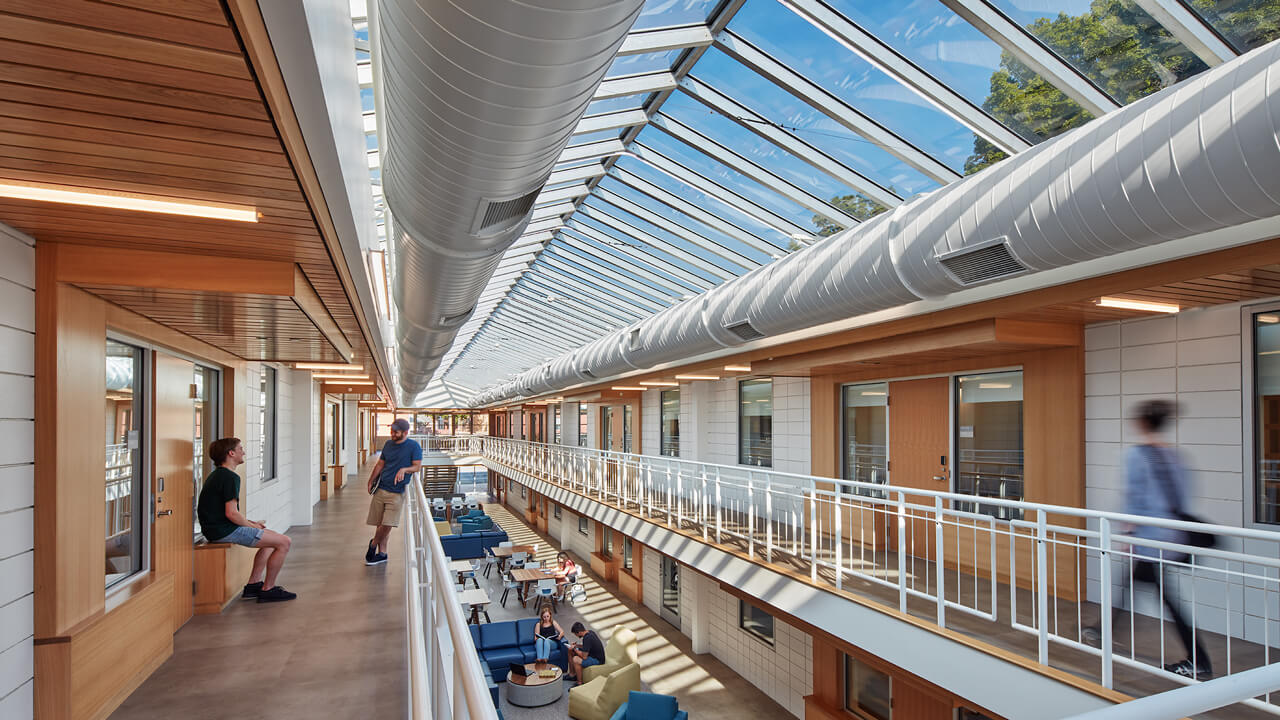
left=0, top=1, right=382, bottom=395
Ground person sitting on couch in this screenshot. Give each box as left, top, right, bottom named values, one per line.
left=533, top=607, right=566, bottom=664
left=566, top=621, right=606, bottom=683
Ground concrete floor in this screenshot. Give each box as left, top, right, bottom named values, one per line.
left=110, top=480, right=406, bottom=720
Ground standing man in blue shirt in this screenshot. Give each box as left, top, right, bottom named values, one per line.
left=364, top=418, right=423, bottom=565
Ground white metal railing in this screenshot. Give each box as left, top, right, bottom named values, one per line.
left=404, top=480, right=498, bottom=720
left=450, top=435, right=1280, bottom=713
left=105, top=442, right=133, bottom=540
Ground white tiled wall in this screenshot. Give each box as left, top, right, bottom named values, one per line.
left=244, top=364, right=295, bottom=533
left=701, top=377, right=810, bottom=474
left=708, top=583, right=812, bottom=718
left=642, top=390, right=659, bottom=457
left=1084, top=302, right=1268, bottom=638
left=562, top=508, right=595, bottom=562
left=642, top=546, right=661, bottom=614
left=0, top=222, right=33, bottom=719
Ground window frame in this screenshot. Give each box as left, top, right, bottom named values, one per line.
left=738, top=378, right=773, bottom=467
left=660, top=388, right=680, bottom=457
left=602, top=528, right=613, bottom=559
left=738, top=598, right=775, bottom=646
left=578, top=515, right=589, bottom=536
left=260, top=366, right=278, bottom=484
left=579, top=405, right=589, bottom=446
left=554, top=504, right=562, bottom=520
left=953, top=370, right=1025, bottom=520
left=623, top=536, right=633, bottom=571
left=104, top=336, right=150, bottom=589
left=1243, top=301, right=1280, bottom=527
left=844, top=654, right=892, bottom=720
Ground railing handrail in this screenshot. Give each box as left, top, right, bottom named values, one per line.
left=1062, top=662, right=1280, bottom=719
left=404, top=478, right=498, bottom=720
left=437, top=435, right=1280, bottom=545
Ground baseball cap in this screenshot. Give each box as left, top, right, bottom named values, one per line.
left=390, top=418, right=410, bottom=432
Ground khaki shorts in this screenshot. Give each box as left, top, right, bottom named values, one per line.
left=367, top=489, right=405, bottom=527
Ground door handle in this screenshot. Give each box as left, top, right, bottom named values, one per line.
left=932, top=476, right=946, bottom=481
left=157, top=509, right=173, bottom=517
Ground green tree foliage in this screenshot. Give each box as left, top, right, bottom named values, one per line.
left=959, top=0, right=1280, bottom=174
left=811, top=192, right=889, bottom=239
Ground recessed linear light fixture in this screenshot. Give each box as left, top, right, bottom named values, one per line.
left=295, top=363, right=365, bottom=371
left=312, top=373, right=370, bottom=380
left=674, top=374, right=719, bottom=381
left=978, top=382, right=1012, bottom=389
left=724, top=364, right=751, bottom=372
left=1259, top=314, right=1280, bottom=324
left=638, top=381, right=679, bottom=387
left=860, top=391, right=886, bottom=396
left=0, top=180, right=258, bottom=222
left=611, top=386, right=646, bottom=391
left=1096, top=297, right=1180, bottom=313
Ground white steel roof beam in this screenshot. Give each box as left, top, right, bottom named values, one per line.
left=486, top=313, right=592, bottom=348
left=537, top=254, right=669, bottom=311
left=649, top=113, right=859, bottom=228
left=531, top=264, right=656, bottom=317
left=780, top=0, right=1031, bottom=153
left=1130, top=0, right=1236, bottom=65
left=520, top=276, right=636, bottom=328
left=939, top=0, right=1120, bottom=115
left=714, top=31, right=961, bottom=185
left=507, top=288, right=619, bottom=335
left=499, top=304, right=605, bottom=345
left=561, top=221, right=716, bottom=291
left=593, top=71, right=677, bottom=100
left=575, top=109, right=650, bottom=135
left=542, top=243, right=680, bottom=303
left=547, top=162, right=607, bottom=186
left=680, top=75, right=903, bottom=209
left=558, top=139, right=626, bottom=165
left=536, top=183, right=592, bottom=205
left=547, top=238, right=690, bottom=299
left=618, top=24, right=714, bottom=55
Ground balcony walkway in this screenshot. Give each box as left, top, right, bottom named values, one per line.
left=477, top=499, right=796, bottom=719
left=110, top=470, right=406, bottom=719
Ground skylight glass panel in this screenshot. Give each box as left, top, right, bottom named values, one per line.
left=1178, top=0, right=1280, bottom=53
left=586, top=93, right=652, bottom=115
left=559, top=226, right=708, bottom=292
left=581, top=195, right=746, bottom=276
left=572, top=212, right=723, bottom=286
left=547, top=239, right=676, bottom=298
left=607, top=49, right=684, bottom=77
left=692, top=47, right=939, bottom=198
left=659, top=92, right=865, bottom=217
left=728, top=2, right=987, bottom=174
left=543, top=242, right=673, bottom=302
left=360, top=87, right=374, bottom=113
left=597, top=175, right=768, bottom=268
left=612, top=154, right=791, bottom=250
left=632, top=0, right=721, bottom=30
left=989, top=0, right=1209, bottom=103
left=634, top=128, right=833, bottom=236
left=821, top=0, right=1092, bottom=144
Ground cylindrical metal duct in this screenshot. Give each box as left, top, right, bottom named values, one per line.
left=473, top=40, right=1280, bottom=406
left=376, top=0, right=643, bottom=405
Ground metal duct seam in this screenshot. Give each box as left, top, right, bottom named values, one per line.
left=378, top=0, right=644, bottom=404
left=472, top=40, right=1280, bottom=407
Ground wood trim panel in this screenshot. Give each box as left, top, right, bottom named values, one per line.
left=293, top=266, right=354, bottom=361
left=54, top=245, right=295, bottom=295
left=34, top=572, right=174, bottom=720
left=35, top=250, right=108, bottom=637
left=152, top=353, right=196, bottom=632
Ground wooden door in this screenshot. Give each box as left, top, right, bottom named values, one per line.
left=153, top=352, right=196, bottom=631
left=887, top=377, right=951, bottom=561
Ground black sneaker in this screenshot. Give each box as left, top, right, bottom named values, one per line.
left=1164, top=659, right=1212, bottom=681
left=241, top=581, right=263, bottom=599
left=365, top=540, right=376, bottom=564
left=366, top=551, right=388, bottom=566
left=256, top=586, right=297, bottom=603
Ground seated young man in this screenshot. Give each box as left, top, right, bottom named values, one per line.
left=196, top=437, right=296, bottom=603
left=565, top=621, right=606, bottom=682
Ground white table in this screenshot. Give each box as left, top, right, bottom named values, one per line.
left=457, top=588, right=490, bottom=624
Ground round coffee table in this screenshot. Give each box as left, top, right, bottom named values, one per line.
left=506, top=662, right=563, bottom=707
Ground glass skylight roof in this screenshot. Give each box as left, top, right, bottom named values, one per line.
left=358, top=0, right=1280, bottom=400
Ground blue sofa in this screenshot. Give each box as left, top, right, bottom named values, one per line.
left=609, top=691, right=688, bottom=720
left=440, top=527, right=507, bottom=559
left=459, top=510, right=495, bottom=532
left=469, top=618, right=567, bottom=682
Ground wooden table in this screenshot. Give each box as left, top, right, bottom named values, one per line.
left=491, top=545, right=535, bottom=573
left=507, top=662, right=563, bottom=707
left=510, top=567, right=556, bottom=608
left=457, top=587, right=490, bottom=624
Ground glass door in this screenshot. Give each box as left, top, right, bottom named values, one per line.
left=105, top=340, right=144, bottom=587
left=660, top=555, right=680, bottom=628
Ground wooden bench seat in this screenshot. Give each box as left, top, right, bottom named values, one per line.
left=194, top=540, right=250, bottom=614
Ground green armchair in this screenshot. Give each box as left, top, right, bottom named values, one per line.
left=568, top=662, right=641, bottom=720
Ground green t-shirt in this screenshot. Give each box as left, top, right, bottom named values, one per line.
left=197, top=466, right=241, bottom=542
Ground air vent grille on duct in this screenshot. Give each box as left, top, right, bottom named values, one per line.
left=475, top=189, right=541, bottom=235
left=724, top=320, right=765, bottom=342
left=937, top=240, right=1027, bottom=285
